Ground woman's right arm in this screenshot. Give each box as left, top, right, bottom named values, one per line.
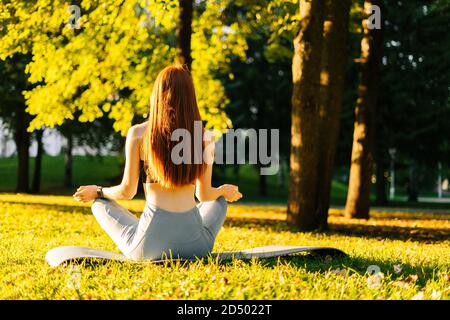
left=195, top=138, right=242, bottom=203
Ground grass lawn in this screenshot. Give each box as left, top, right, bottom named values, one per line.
left=0, top=155, right=122, bottom=194
left=0, top=194, right=449, bottom=299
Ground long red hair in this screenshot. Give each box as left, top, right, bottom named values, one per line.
left=142, top=64, right=206, bottom=188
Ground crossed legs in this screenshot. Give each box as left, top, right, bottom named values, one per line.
left=91, top=196, right=228, bottom=257
left=91, top=198, right=139, bottom=255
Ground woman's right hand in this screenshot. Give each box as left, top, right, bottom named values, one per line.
left=219, top=184, right=243, bottom=202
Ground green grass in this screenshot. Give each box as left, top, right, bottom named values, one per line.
left=0, top=155, right=122, bottom=194
left=0, top=194, right=449, bottom=299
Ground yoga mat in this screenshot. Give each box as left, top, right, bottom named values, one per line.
left=46, top=245, right=346, bottom=267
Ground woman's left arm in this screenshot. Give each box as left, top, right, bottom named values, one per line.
left=73, top=126, right=141, bottom=202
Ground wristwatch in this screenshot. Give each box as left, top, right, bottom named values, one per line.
left=96, top=186, right=104, bottom=199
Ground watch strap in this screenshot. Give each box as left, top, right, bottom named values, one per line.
left=96, top=186, right=104, bottom=199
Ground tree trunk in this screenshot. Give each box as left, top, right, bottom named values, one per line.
left=315, top=0, right=351, bottom=227
left=31, top=129, right=44, bottom=193
left=344, top=0, right=382, bottom=219
left=176, top=0, right=193, bottom=70
left=64, top=131, right=73, bottom=188
left=277, top=157, right=286, bottom=188
left=375, top=160, right=387, bottom=205
left=287, top=0, right=326, bottom=231
left=288, top=0, right=351, bottom=231
left=14, top=106, right=30, bottom=193
left=407, top=159, right=419, bottom=202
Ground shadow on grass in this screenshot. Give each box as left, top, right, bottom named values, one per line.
left=66, top=251, right=438, bottom=288
left=327, top=223, right=450, bottom=243
left=225, top=217, right=450, bottom=243
left=246, top=254, right=439, bottom=287
left=2, top=201, right=93, bottom=215
left=379, top=200, right=450, bottom=211
left=368, top=213, right=450, bottom=221
left=1, top=200, right=144, bottom=217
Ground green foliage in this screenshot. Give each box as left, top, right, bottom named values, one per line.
left=191, top=0, right=247, bottom=130
left=208, top=0, right=298, bottom=168
left=375, top=0, right=450, bottom=173
left=336, top=1, right=450, bottom=183
left=223, top=0, right=298, bottom=63
left=0, top=0, right=248, bottom=134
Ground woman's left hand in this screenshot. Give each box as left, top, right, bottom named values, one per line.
left=73, top=185, right=98, bottom=202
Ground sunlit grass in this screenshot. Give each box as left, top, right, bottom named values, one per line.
left=0, top=194, right=449, bottom=299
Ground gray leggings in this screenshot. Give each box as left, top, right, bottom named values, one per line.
left=91, top=197, right=228, bottom=261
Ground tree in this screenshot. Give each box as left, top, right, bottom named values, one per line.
left=58, top=117, right=123, bottom=188
left=287, top=0, right=325, bottom=230
left=220, top=0, right=296, bottom=197
left=344, top=0, right=382, bottom=219
left=62, top=127, right=74, bottom=188
left=315, top=0, right=351, bottom=225
left=0, top=55, right=32, bottom=192
left=377, top=0, right=450, bottom=202
left=0, top=0, right=247, bottom=137
left=31, top=129, right=44, bottom=193
left=287, top=0, right=351, bottom=230
left=176, top=0, right=193, bottom=69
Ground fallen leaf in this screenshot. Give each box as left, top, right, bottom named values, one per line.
left=431, top=290, right=441, bottom=299
left=393, top=264, right=402, bottom=274
left=330, top=268, right=348, bottom=277
left=412, top=291, right=424, bottom=300
left=405, top=274, right=419, bottom=282
left=392, top=281, right=411, bottom=289
left=367, top=273, right=384, bottom=289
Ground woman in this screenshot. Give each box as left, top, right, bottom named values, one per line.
left=73, top=64, right=242, bottom=261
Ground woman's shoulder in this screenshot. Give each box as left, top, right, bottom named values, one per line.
left=203, top=129, right=215, bottom=144
left=127, top=122, right=148, bottom=139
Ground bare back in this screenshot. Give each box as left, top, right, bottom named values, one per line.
left=135, top=122, right=197, bottom=212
